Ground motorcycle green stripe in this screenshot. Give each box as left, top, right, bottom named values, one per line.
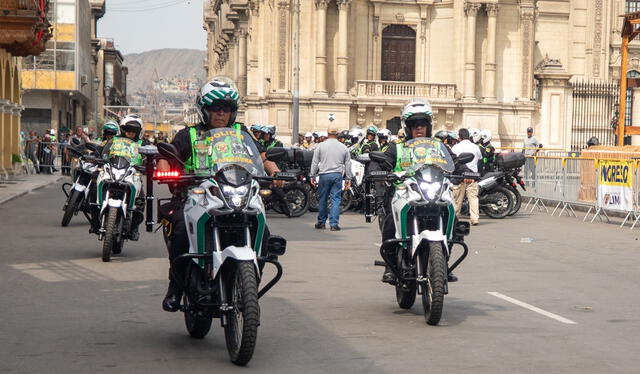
left=399, top=204, right=410, bottom=247
left=446, top=204, right=455, bottom=239
left=254, top=212, right=265, bottom=255
left=97, top=181, right=104, bottom=204
left=129, top=185, right=137, bottom=209
left=196, top=213, right=211, bottom=268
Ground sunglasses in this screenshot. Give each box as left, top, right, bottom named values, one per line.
left=406, top=121, right=429, bottom=128
left=206, top=104, right=232, bottom=113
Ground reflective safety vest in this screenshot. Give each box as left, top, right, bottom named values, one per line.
left=380, top=143, right=390, bottom=153
left=357, top=140, right=378, bottom=155
left=393, top=142, right=413, bottom=172
left=184, top=123, right=243, bottom=173
left=107, top=137, right=142, bottom=166
left=264, top=139, right=283, bottom=150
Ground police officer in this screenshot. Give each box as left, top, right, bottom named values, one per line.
left=262, top=125, right=284, bottom=150
left=479, top=129, right=496, bottom=174
left=156, top=77, right=283, bottom=312
left=356, top=125, right=379, bottom=155
left=377, top=129, right=391, bottom=152
left=99, top=121, right=119, bottom=146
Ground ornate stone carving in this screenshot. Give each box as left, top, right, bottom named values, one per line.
left=535, top=54, right=563, bottom=72
left=356, top=106, right=367, bottom=126
left=464, top=2, right=481, bottom=17
left=373, top=106, right=383, bottom=126
left=593, top=0, right=603, bottom=77
left=278, top=2, right=289, bottom=89
left=373, top=16, right=380, bottom=40
left=420, top=18, right=428, bottom=41
left=486, top=3, right=499, bottom=17
left=278, top=0, right=289, bottom=10
left=519, top=7, right=536, bottom=21
left=520, top=6, right=536, bottom=98
left=315, top=0, right=329, bottom=10
left=336, top=0, right=352, bottom=10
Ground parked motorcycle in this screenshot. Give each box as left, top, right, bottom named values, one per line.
left=308, top=156, right=365, bottom=213
left=368, top=139, right=476, bottom=325
left=95, top=141, right=144, bottom=262
left=495, top=152, right=527, bottom=216
left=262, top=148, right=312, bottom=217
left=61, top=142, right=100, bottom=227
left=150, top=130, right=292, bottom=366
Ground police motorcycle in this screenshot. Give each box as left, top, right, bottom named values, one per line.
left=367, top=138, right=476, bottom=325
left=261, top=147, right=312, bottom=218
left=495, top=152, right=527, bottom=216
left=94, top=138, right=145, bottom=262
left=61, top=140, right=100, bottom=226
left=149, top=129, right=292, bottom=366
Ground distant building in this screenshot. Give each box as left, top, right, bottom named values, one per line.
left=102, top=39, right=128, bottom=111
left=0, top=0, right=51, bottom=174
left=21, top=0, right=103, bottom=136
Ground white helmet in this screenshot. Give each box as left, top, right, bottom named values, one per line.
left=119, top=114, right=144, bottom=141
left=318, top=131, right=328, bottom=138
left=469, top=128, right=481, bottom=143
left=377, top=128, right=391, bottom=138
left=401, top=98, right=433, bottom=139
left=480, top=129, right=492, bottom=144
left=305, top=132, right=312, bottom=138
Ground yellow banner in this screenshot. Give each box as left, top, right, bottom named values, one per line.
left=598, top=160, right=634, bottom=188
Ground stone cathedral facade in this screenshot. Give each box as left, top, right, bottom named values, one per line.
left=204, top=0, right=638, bottom=149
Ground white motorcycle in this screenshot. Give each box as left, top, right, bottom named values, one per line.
left=308, top=158, right=364, bottom=213
left=61, top=142, right=100, bottom=227
left=369, top=138, right=476, bottom=325
left=152, top=129, right=291, bottom=366
left=95, top=148, right=144, bottom=262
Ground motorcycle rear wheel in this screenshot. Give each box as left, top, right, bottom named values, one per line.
left=395, top=247, right=416, bottom=309
left=283, top=184, right=310, bottom=217
left=184, top=265, right=213, bottom=339
left=308, top=189, right=319, bottom=212
left=507, top=186, right=522, bottom=216
left=61, top=190, right=82, bottom=227
left=421, top=242, right=446, bottom=325
left=224, top=261, right=260, bottom=366
left=482, top=186, right=514, bottom=219
left=101, top=207, right=119, bottom=262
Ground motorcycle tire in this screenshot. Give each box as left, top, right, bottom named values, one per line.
left=283, top=185, right=310, bottom=218
left=421, top=241, right=446, bottom=326
left=481, top=186, right=514, bottom=219
left=184, top=264, right=213, bottom=339
left=507, top=186, right=522, bottom=216
left=224, top=261, right=260, bottom=366
left=395, top=247, right=417, bottom=309
left=61, top=190, right=82, bottom=227
left=102, top=207, right=119, bottom=262
left=339, top=190, right=353, bottom=213
left=308, top=189, right=319, bottom=212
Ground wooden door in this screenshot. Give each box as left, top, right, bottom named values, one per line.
left=381, top=25, right=416, bottom=81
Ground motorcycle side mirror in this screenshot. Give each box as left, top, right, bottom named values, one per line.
left=67, top=146, right=83, bottom=158
left=456, top=152, right=474, bottom=165
left=139, top=145, right=159, bottom=156
left=71, top=137, right=81, bottom=146
left=157, top=142, right=181, bottom=161
left=266, top=235, right=287, bottom=256
left=266, top=147, right=287, bottom=162
left=356, top=153, right=371, bottom=162
left=369, top=151, right=389, bottom=164
left=85, top=142, right=99, bottom=154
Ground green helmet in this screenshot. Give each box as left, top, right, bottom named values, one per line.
left=102, top=121, right=119, bottom=137
left=366, top=125, right=378, bottom=136
left=196, top=76, right=240, bottom=126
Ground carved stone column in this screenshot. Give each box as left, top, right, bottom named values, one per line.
left=464, top=2, right=481, bottom=100
left=335, top=0, right=352, bottom=95
left=315, top=0, right=329, bottom=95
left=520, top=5, right=536, bottom=99
left=237, top=27, right=248, bottom=97
left=484, top=3, right=499, bottom=101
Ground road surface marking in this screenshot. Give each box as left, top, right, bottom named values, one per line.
left=488, top=292, right=577, bottom=325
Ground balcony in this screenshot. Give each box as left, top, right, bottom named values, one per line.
left=353, top=80, right=458, bottom=104
left=0, top=0, right=52, bottom=57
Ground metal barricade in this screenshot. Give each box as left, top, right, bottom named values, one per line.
left=526, top=157, right=564, bottom=213
left=28, top=141, right=63, bottom=175
left=628, top=160, right=640, bottom=230
left=559, top=157, right=597, bottom=219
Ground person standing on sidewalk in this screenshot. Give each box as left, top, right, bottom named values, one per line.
left=451, top=128, right=482, bottom=225
left=310, top=127, right=353, bottom=231
left=523, top=127, right=541, bottom=186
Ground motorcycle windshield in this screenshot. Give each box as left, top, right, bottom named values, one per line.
left=109, top=155, right=130, bottom=169
left=107, top=137, right=139, bottom=165
left=195, top=127, right=266, bottom=177
left=404, top=137, right=455, bottom=173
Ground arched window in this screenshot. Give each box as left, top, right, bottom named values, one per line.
left=625, top=70, right=640, bottom=127
left=626, top=0, right=640, bottom=13
left=381, top=25, right=416, bottom=82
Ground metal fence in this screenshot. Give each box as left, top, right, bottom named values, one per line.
left=570, top=81, right=620, bottom=152
left=522, top=155, right=640, bottom=229
left=21, top=141, right=71, bottom=176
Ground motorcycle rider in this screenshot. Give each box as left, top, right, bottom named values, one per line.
left=469, top=128, right=481, bottom=145
left=155, top=76, right=283, bottom=312
left=262, top=125, right=284, bottom=150
left=250, top=124, right=264, bottom=141
left=356, top=125, right=379, bottom=155
left=99, top=115, right=146, bottom=241
left=338, top=130, right=352, bottom=146
left=302, top=132, right=314, bottom=149
left=99, top=121, right=119, bottom=146
left=479, top=129, right=496, bottom=174
left=377, top=129, right=391, bottom=152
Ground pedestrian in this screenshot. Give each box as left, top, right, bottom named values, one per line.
left=70, top=127, right=89, bottom=145
left=451, top=128, right=482, bottom=226
left=522, top=127, right=541, bottom=186
left=310, top=127, right=352, bottom=231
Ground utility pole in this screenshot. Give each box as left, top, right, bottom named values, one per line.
left=291, top=0, right=301, bottom=145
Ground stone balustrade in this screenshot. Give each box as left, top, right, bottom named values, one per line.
left=355, top=80, right=457, bottom=100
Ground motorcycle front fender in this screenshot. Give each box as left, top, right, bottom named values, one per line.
left=212, top=246, right=259, bottom=280
left=412, top=230, right=447, bottom=256
left=72, top=183, right=87, bottom=193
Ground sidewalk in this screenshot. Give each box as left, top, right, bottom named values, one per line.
left=0, top=174, right=67, bottom=205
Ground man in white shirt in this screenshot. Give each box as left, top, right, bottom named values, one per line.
left=451, top=128, right=483, bottom=225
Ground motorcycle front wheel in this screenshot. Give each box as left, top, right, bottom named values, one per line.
left=61, top=190, right=82, bottom=227
left=283, top=184, right=310, bottom=217
left=481, top=186, right=514, bottom=219
left=102, top=207, right=120, bottom=262
left=224, top=261, right=260, bottom=366
left=421, top=242, right=446, bottom=325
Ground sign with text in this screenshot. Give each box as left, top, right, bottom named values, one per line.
left=597, top=160, right=635, bottom=212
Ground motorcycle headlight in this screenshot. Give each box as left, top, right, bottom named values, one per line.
left=419, top=181, right=442, bottom=200
left=111, top=168, right=127, bottom=182
left=221, top=184, right=250, bottom=210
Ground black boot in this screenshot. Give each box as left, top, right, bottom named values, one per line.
left=381, top=266, right=396, bottom=284
left=162, top=288, right=182, bottom=312
left=129, top=226, right=140, bottom=241
left=448, top=272, right=458, bottom=282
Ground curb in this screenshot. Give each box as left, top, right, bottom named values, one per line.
left=0, top=176, right=66, bottom=206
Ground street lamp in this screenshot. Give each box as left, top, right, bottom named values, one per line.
left=93, top=77, right=101, bottom=132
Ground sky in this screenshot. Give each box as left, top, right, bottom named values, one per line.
left=98, top=0, right=206, bottom=55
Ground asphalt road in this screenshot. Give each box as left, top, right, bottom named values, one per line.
left=1, top=181, right=639, bottom=373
